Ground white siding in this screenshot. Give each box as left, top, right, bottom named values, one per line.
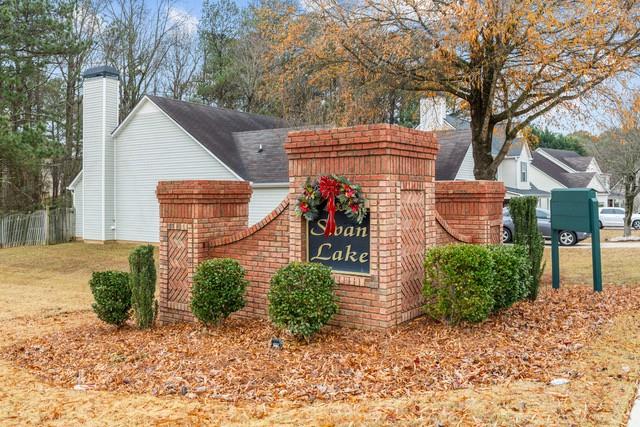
left=114, top=99, right=237, bottom=242
left=501, top=158, right=517, bottom=188
left=454, top=145, right=475, bottom=180
left=249, top=187, right=289, bottom=225
left=73, top=175, right=83, bottom=238
left=104, top=80, right=118, bottom=240
left=82, top=76, right=118, bottom=241
left=529, top=165, right=567, bottom=194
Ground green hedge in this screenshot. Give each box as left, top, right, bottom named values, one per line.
left=509, top=196, right=545, bottom=300
left=89, top=271, right=131, bottom=327
left=423, top=244, right=531, bottom=324
left=191, top=258, right=248, bottom=325
left=423, top=244, right=495, bottom=323
left=488, top=244, right=531, bottom=310
left=268, top=262, right=338, bottom=341
left=129, top=245, right=157, bottom=329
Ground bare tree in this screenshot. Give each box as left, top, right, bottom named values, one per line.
left=161, top=27, right=200, bottom=100
left=591, top=95, right=640, bottom=237
left=55, top=0, right=101, bottom=196
left=98, top=0, right=179, bottom=119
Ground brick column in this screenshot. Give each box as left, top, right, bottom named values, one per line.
left=435, top=181, right=505, bottom=244
left=156, top=180, right=252, bottom=324
left=285, top=124, right=438, bottom=328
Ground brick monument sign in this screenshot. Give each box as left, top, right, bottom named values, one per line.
left=157, top=124, right=505, bottom=329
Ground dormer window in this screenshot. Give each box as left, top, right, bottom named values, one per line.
left=520, top=162, right=528, bottom=183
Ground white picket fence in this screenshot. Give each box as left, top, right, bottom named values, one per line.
left=0, top=208, right=75, bottom=248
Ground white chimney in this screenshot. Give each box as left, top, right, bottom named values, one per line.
left=82, top=66, right=119, bottom=241
left=417, top=96, right=449, bottom=131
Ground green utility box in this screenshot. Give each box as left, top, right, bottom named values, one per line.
left=550, top=188, right=602, bottom=292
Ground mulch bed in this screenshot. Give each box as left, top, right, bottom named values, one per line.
left=4, top=286, right=640, bottom=403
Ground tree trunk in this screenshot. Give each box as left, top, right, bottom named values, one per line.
left=470, top=115, right=498, bottom=180
left=624, top=179, right=635, bottom=237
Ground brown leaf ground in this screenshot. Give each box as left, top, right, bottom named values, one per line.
left=5, top=287, right=640, bottom=405
left=1, top=242, right=640, bottom=425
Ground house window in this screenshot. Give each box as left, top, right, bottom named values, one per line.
left=520, top=162, right=528, bottom=182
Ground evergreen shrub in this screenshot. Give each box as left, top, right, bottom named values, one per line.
left=129, top=245, right=157, bottom=329
left=423, top=244, right=496, bottom=324
left=191, top=258, right=248, bottom=325
left=509, top=196, right=545, bottom=300
left=89, top=271, right=131, bottom=327
left=268, top=262, right=338, bottom=341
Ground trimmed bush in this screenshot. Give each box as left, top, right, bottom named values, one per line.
left=129, top=245, right=157, bottom=329
left=268, top=262, right=338, bottom=341
left=488, top=244, right=531, bottom=311
left=191, top=258, right=248, bottom=325
left=89, top=271, right=131, bottom=327
left=509, top=196, right=545, bottom=300
left=423, top=244, right=495, bottom=324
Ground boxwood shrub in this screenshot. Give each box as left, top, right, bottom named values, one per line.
left=89, top=271, right=131, bottom=327
left=268, top=262, right=338, bottom=341
left=423, top=244, right=532, bottom=324
left=423, top=244, right=495, bottom=324
left=191, top=258, right=248, bottom=325
left=487, top=244, right=531, bottom=311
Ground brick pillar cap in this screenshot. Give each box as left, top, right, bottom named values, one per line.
left=157, top=180, right=252, bottom=202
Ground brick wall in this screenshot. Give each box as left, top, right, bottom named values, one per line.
left=155, top=126, right=507, bottom=330
left=156, top=180, right=252, bottom=324
left=435, top=180, right=505, bottom=244
left=285, top=124, right=438, bottom=328
left=208, top=199, right=290, bottom=319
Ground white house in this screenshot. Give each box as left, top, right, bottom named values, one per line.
left=418, top=98, right=550, bottom=207
left=530, top=148, right=610, bottom=207
left=418, top=97, right=610, bottom=208
left=69, top=66, right=292, bottom=243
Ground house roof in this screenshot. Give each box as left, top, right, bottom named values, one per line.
left=146, top=96, right=289, bottom=181
left=531, top=151, right=596, bottom=188
left=537, top=148, right=594, bottom=172
left=505, top=184, right=550, bottom=197
left=444, top=114, right=470, bottom=130
left=232, top=128, right=290, bottom=183
left=434, top=129, right=472, bottom=180
left=434, top=128, right=527, bottom=180
left=67, top=171, right=83, bottom=190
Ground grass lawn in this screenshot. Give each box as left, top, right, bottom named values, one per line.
left=0, top=242, right=135, bottom=321
left=542, top=246, right=640, bottom=286
left=0, top=242, right=639, bottom=426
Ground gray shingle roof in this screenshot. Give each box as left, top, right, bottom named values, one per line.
left=232, top=128, right=290, bottom=183
left=505, top=184, right=549, bottom=197
left=434, top=129, right=472, bottom=180
left=444, top=114, right=470, bottom=130
left=434, top=128, right=526, bottom=180
left=147, top=96, right=288, bottom=181
left=531, top=151, right=596, bottom=188
left=538, top=148, right=593, bottom=172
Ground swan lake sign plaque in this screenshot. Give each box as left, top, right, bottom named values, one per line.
left=307, top=211, right=370, bottom=274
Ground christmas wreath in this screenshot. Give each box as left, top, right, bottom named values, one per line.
left=295, top=175, right=367, bottom=237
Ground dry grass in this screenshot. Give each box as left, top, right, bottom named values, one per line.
left=598, top=228, right=640, bottom=241
left=0, top=242, right=135, bottom=321
left=542, top=246, right=640, bottom=286
left=0, top=242, right=639, bottom=426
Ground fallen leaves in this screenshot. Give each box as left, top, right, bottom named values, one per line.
left=3, top=285, right=640, bottom=404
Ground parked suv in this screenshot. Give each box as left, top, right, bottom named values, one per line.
left=598, top=207, right=640, bottom=229
left=502, top=208, right=590, bottom=246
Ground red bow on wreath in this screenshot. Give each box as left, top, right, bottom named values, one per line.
left=318, top=176, right=340, bottom=237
